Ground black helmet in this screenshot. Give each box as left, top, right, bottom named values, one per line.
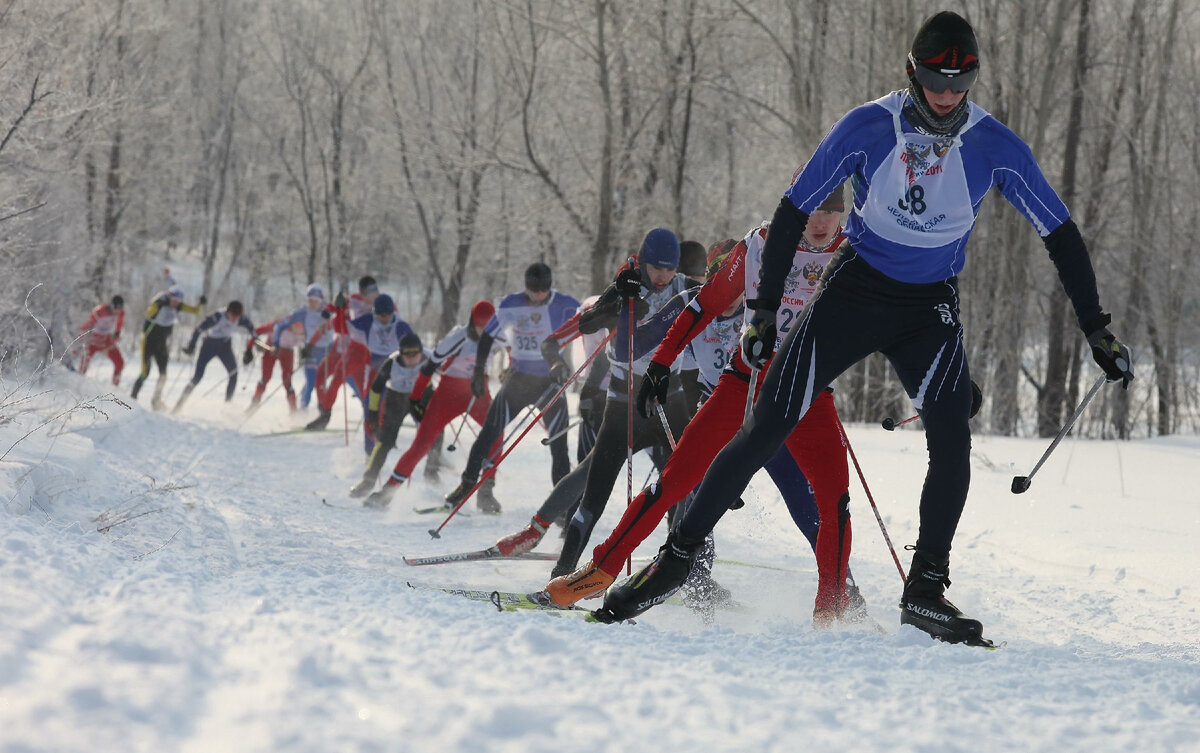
left=226, top=300, right=244, bottom=316
left=905, top=11, right=979, bottom=135
left=524, top=262, right=552, bottom=292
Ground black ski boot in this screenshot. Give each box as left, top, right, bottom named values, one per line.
left=363, top=484, right=398, bottom=509
left=899, top=550, right=990, bottom=646
left=305, top=410, right=332, bottom=431
left=592, top=532, right=704, bottom=623
left=444, top=474, right=478, bottom=506
left=476, top=476, right=501, bottom=514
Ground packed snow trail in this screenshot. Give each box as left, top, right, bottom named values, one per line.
left=2, top=366, right=1198, bottom=752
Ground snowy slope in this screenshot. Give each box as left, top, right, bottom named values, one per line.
left=2, top=362, right=1198, bottom=753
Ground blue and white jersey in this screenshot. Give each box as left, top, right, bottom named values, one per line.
left=194, top=311, right=255, bottom=342
left=484, top=290, right=581, bottom=377
left=608, top=274, right=693, bottom=386
left=349, top=313, right=415, bottom=369
left=786, top=91, right=1071, bottom=284
left=687, top=305, right=744, bottom=392
left=276, top=305, right=332, bottom=351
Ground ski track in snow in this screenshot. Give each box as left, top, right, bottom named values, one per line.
left=2, top=365, right=1199, bottom=753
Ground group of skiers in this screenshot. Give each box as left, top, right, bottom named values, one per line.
left=74, top=11, right=1136, bottom=647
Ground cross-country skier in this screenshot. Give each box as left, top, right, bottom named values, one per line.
left=489, top=229, right=693, bottom=570
left=354, top=300, right=499, bottom=506
left=77, top=295, right=126, bottom=385
left=441, top=262, right=582, bottom=514
left=247, top=314, right=305, bottom=412
left=544, top=193, right=858, bottom=626
left=305, top=276, right=380, bottom=431
left=130, top=285, right=206, bottom=410
left=596, top=12, right=1134, bottom=645
left=172, top=300, right=256, bottom=412
left=348, top=332, right=429, bottom=508
left=277, top=284, right=334, bottom=409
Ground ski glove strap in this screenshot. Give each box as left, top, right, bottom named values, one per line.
left=636, top=361, right=671, bottom=419
left=740, top=309, right=777, bottom=370
left=1086, top=325, right=1134, bottom=389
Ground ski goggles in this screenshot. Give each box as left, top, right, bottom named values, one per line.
left=400, top=347, right=422, bottom=358
left=907, top=53, right=978, bottom=93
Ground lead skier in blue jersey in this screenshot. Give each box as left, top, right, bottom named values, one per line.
left=598, top=11, right=1134, bottom=645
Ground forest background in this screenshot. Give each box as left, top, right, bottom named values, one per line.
left=0, top=0, right=1195, bottom=440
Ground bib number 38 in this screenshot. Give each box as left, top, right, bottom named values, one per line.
left=897, top=184, right=927, bottom=216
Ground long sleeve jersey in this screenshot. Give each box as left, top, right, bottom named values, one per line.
left=348, top=313, right=415, bottom=370
left=143, top=293, right=203, bottom=332
left=652, top=222, right=843, bottom=377
left=482, top=290, right=581, bottom=378
left=80, top=304, right=124, bottom=338
left=187, top=311, right=256, bottom=350
left=765, top=90, right=1104, bottom=330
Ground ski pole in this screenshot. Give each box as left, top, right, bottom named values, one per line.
left=235, top=379, right=287, bottom=430
left=625, top=296, right=635, bottom=575
left=429, top=326, right=619, bottom=538
left=481, top=385, right=556, bottom=466
left=743, top=365, right=759, bottom=423
left=540, top=417, right=582, bottom=446
left=1012, top=374, right=1105, bottom=494
left=832, top=411, right=907, bottom=584
left=881, top=413, right=920, bottom=431
left=653, top=401, right=677, bottom=450
left=446, top=397, right=477, bottom=452
left=198, top=367, right=238, bottom=399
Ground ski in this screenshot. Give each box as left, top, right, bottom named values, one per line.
left=402, top=546, right=559, bottom=566
left=322, top=498, right=360, bottom=510
left=254, top=427, right=340, bottom=438
left=412, top=504, right=462, bottom=515
left=404, top=582, right=627, bottom=623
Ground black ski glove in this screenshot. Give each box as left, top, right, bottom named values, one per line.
left=614, top=266, right=643, bottom=298
left=740, top=305, right=777, bottom=370
left=182, top=343, right=196, bottom=356
left=320, top=308, right=332, bottom=320
left=299, top=343, right=314, bottom=361
left=199, top=295, right=208, bottom=306
left=637, top=361, right=671, bottom=419
left=242, top=348, right=254, bottom=366
left=540, top=338, right=569, bottom=385
left=970, top=380, right=983, bottom=419
left=578, top=384, right=603, bottom=425
left=471, top=366, right=487, bottom=398
left=1086, top=319, right=1134, bottom=389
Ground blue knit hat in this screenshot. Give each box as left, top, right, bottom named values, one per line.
left=640, top=228, right=680, bottom=270
left=374, top=294, right=396, bottom=315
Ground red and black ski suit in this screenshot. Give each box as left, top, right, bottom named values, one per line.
left=587, top=229, right=854, bottom=613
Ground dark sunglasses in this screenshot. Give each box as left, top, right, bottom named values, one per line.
left=908, top=53, right=978, bottom=94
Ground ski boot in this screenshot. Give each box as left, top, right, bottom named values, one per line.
left=363, top=484, right=398, bottom=509
left=496, top=514, right=550, bottom=556
left=839, top=581, right=871, bottom=625
left=305, top=410, right=332, bottom=431
left=424, top=436, right=445, bottom=483
left=444, top=474, right=478, bottom=506
left=592, top=531, right=703, bottom=623
left=544, top=559, right=616, bottom=608
left=348, top=477, right=376, bottom=499
left=476, top=476, right=501, bottom=514
left=899, top=550, right=991, bottom=646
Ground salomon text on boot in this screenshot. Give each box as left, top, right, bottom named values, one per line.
left=899, top=550, right=991, bottom=646
left=593, top=532, right=703, bottom=623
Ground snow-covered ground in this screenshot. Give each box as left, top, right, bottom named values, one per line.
left=2, top=362, right=1199, bottom=753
